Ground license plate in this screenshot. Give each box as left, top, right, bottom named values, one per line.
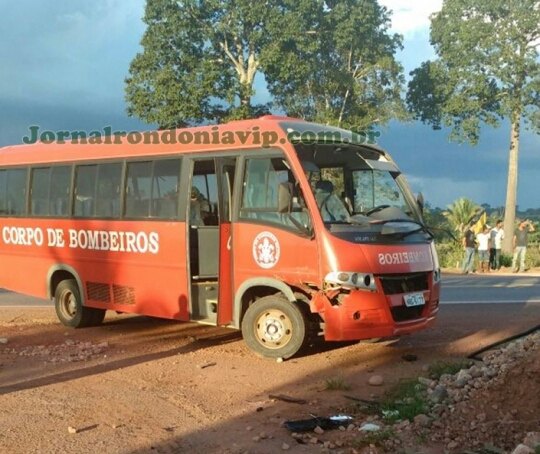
left=404, top=292, right=425, bottom=307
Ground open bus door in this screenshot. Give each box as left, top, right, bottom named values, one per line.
left=216, top=157, right=236, bottom=325
left=187, top=157, right=236, bottom=325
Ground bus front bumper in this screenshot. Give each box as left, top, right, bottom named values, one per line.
left=309, top=288, right=439, bottom=342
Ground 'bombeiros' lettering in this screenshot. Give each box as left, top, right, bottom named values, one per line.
left=378, top=251, right=429, bottom=265
left=1, top=227, right=159, bottom=254
left=67, top=229, right=159, bottom=254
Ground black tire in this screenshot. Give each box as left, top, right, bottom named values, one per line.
left=241, top=295, right=308, bottom=359
left=54, top=279, right=106, bottom=328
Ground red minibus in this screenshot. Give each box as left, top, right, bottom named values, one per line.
left=0, top=116, right=440, bottom=358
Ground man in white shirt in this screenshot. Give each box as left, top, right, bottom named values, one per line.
left=476, top=225, right=491, bottom=273
left=489, top=220, right=504, bottom=270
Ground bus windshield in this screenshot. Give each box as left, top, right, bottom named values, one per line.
left=295, top=143, right=426, bottom=238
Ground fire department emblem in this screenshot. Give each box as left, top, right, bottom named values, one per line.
left=252, top=231, right=280, bottom=269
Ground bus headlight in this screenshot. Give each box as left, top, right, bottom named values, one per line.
left=433, top=268, right=441, bottom=284
left=324, top=271, right=376, bottom=291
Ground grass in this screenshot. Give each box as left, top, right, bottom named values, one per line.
left=346, top=362, right=477, bottom=424
left=427, top=359, right=473, bottom=379
left=352, top=428, right=395, bottom=448
left=324, top=376, right=351, bottom=391
left=343, top=378, right=429, bottom=422
left=379, top=379, right=428, bottom=422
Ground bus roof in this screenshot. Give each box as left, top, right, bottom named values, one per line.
left=0, top=115, right=385, bottom=166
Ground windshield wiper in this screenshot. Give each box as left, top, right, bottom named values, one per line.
left=369, top=218, right=434, bottom=239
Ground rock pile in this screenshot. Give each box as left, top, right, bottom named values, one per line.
left=270, top=332, right=538, bottom=453
left=407, top=330, right=540, bottom=452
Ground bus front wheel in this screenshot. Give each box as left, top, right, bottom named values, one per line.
left=54, top=279, right=105, bottom=328
left=241, top=295, right=307, bottom=359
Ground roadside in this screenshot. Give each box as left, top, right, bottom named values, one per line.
left=442, top=266, right=540, bottom=277
left=1, top=301, right=539, bottom=454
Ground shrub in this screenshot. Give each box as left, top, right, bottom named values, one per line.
left=526, top=244, right=540, bottom=268
left=436, top=241, right=463, bottom=269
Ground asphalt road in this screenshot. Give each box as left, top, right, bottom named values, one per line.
left=441, top=273, right=540, bottom=305
left=0, top=288, right=51, bottom=307
left=1, top=273, right=540, bottom=308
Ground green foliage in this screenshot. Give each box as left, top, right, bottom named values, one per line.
left=525, top=246, right=540, bottom=268
left=500, top=252, right=513, bottom=268
left=126, top=0, right=407, bottom=129
left=427, top=359, right=472, bottom=379
left=436, top=241, right=463, bottom=268
left=422, top=203, right=456, bottom=243
left=406, top=0, right=540, bottom=254
left=125, top=0, right=274, bottom=127
left=443, top=197, right=481, bottom=234
left=380, top=379, right=428, bottom=422
left=263, top=0, right=407, bottom=129
left=407, top=0, right=540, bottom=142
left=324, top=376, right=351, bottom=391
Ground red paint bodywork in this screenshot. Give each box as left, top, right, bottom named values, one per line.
left=0, top=116, right=440, bottom=341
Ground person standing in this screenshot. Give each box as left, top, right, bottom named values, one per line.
left=461, top=221, right=476, bottom=274
left=489, top=220, right=504, bottom=270
left=512, top=220, right=535, bottom=273
left=476, top=225, right=491, bottom=273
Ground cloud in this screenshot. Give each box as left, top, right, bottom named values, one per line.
left=0, top=0, right=149, bottom=145
left=0, top=0, right=538, bottom=211
left=379, top=0, right=443, bottom=37
left=379, top=121, right=540, bottom=209
left=0, top=0, right=146, bottom=110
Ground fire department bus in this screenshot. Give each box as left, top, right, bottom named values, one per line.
left=0, top=116, right=440, bottom=358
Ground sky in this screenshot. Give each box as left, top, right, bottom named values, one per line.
left=0, top=0, right=538, bottom=210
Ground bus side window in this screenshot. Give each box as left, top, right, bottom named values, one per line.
left=191, top=161, right=218, bottom=226
left=50, top=166, right=72, bottom=216
left=0, top=170, right=6, bottom=215
left=125, top=161, right=152, bottom=218
left=74, top=165, right=97, bottom=217
left=95, top=163, right=122, bottom=218
left=151, top=159, right=181, bottom=219
left=30, top=167, right=51, bottom=216
left=6, top=168, right=27, bottom=216
left=240, top=157, right=311, bottom=232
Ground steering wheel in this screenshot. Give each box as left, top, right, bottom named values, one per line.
left=365, top=204, right=390, bottom=216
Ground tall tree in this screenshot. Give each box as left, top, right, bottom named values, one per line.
left=406, top=0, right=540, bottom=253
left=126, top=0, right=407, bottom=131
left=125, top=0, right=275, bottom=128
left=262, top=0, right=407, bottom=129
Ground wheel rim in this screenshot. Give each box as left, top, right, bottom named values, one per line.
left=254, top=309, right=293, bottom=350
left=59, top=290, right=77, bottom=319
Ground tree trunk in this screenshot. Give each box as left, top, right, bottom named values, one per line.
left=502, top=109, right=521, bottom=254
left=240, top=83, right=252, bottom=110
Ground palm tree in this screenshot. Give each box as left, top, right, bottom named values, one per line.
left=443, top=198, right=482, bottom=234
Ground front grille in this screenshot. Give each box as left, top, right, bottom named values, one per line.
left=86, top=282, right=111, bottom=302
left=391, top=306, right=424, bottom=322
left=379, top=273, right=429, bottom=295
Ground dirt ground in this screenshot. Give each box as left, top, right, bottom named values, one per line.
left=0, top=303, right=538, bottom=454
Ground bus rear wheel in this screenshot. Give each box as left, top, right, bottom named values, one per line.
left=241, top=295, right=307, bottom=359
left=54, top=279, right=105, bottom=328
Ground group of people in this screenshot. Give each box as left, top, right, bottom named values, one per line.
left=461, top=219, right=536, bottom=274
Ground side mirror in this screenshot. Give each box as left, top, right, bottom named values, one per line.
left=278, top=182, right=293, bottom=213
left=416, top=192, right=425, bottom=213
